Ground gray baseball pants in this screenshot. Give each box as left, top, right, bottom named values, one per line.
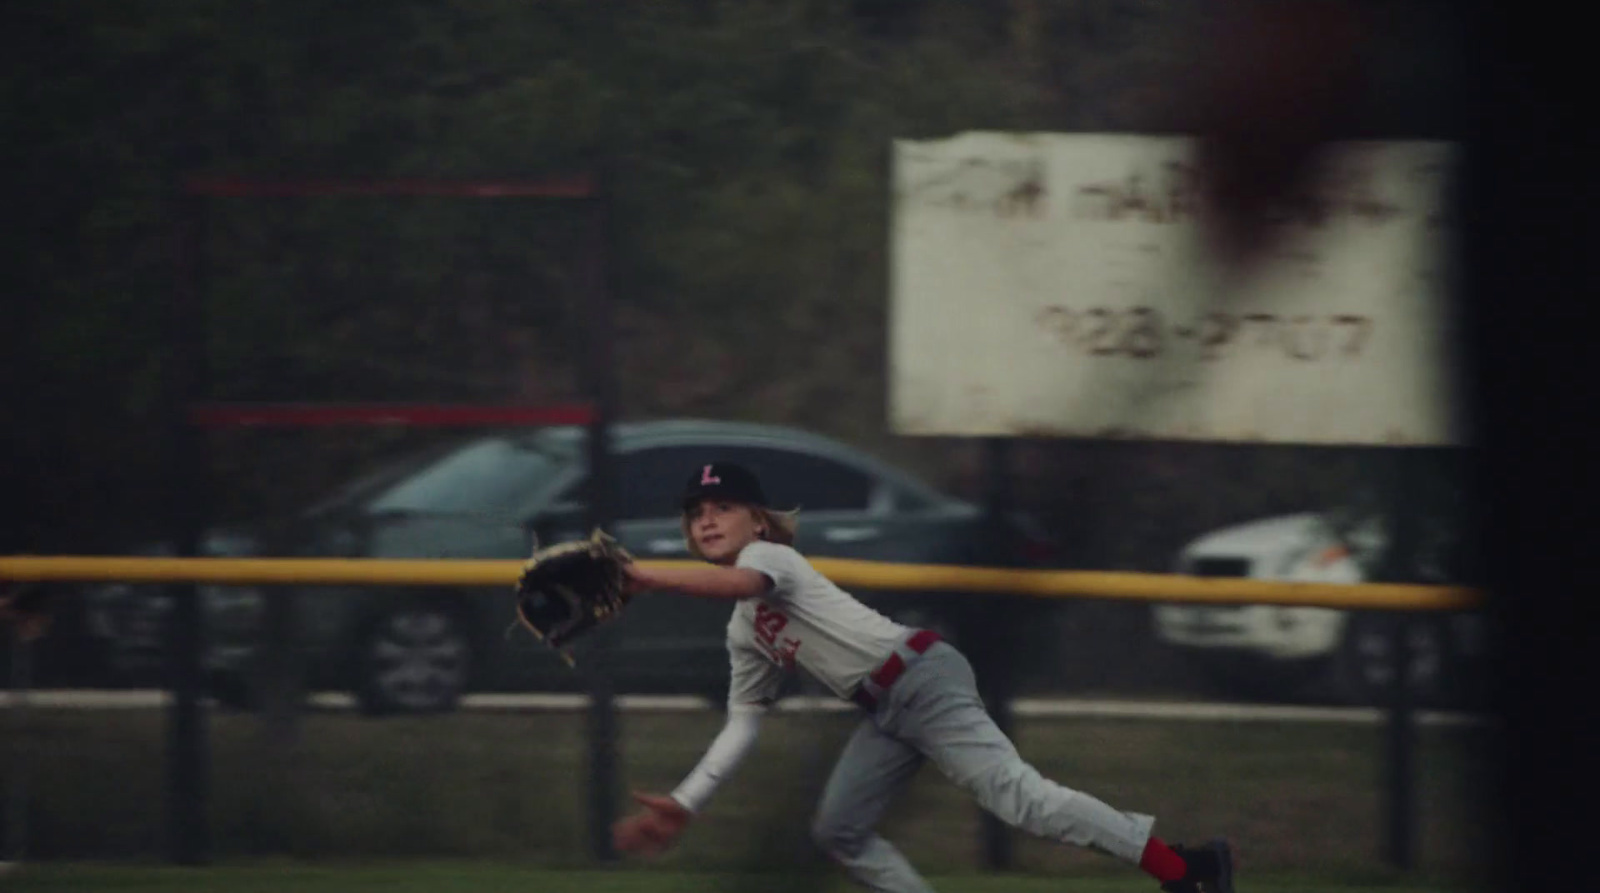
left=812, top=641, right=1155, bottom=893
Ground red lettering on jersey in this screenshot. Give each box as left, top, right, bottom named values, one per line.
left=754, top=603, right=788, bottom=646
left=775, top=637, right=802, bottom=668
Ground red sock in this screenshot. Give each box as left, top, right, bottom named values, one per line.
left=1140, top=837, right=1188, bottom=883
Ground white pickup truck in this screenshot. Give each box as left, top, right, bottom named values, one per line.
left=1151, top=509, right=1487, bottom=707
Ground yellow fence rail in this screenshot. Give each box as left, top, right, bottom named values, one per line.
left=0, top=555, right=1483, bottom=611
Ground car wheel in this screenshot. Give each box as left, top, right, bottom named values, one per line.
left=1330, top=612, right=1455, bottom=707
left=355, top=600, right=473, bottom=715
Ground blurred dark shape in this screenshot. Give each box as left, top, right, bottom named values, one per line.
left=1188, top=0, right=1368, bottom=268
left=1452, top=1, right=1596, bottom=889
left=0, top=586, right=52, bottom=643
left=851, top=0, right=925, bottom=38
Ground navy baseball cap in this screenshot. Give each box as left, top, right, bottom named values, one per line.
left=680, top=462, right=768, bottom=510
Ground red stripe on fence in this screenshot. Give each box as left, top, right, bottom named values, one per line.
left=190, top=403, right=596, bottom=428
left=184, top=176, right=596, bottom=199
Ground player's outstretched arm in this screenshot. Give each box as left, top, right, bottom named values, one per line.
left=625, top=563, right=771, bottom=600
left=613, top=706, right=766, bottom=857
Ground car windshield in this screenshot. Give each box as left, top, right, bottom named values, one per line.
left=363, top=436, right=568, bottom=516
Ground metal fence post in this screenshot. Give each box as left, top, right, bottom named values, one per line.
left=1379, top=449, right=1427, bottom=871
left=581, top=167, right=621, bottom=864
left=4, top=627, right=31, bottom=866
left=167, top=183, right=211, bottom=866
left=257, top=587, right=302, bottom=751
left=978, top=437, right=1016, bottom=871
left=1385, top=611, right=1417, bottom=870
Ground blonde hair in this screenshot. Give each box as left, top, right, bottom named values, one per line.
left=682, top=504, right=800, bottom=561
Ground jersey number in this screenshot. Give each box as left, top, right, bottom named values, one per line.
left=754, top=604, right=789, bottom=646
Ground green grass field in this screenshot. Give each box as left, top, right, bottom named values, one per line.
left=6, top=706, right=1493, bottom=889
left=1, top=863, right=1474, bottom=893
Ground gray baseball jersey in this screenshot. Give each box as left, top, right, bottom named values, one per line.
left=728, top=540, right=909, bottom=703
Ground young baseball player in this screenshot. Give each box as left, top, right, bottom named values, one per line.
left=612, top=462, right=1235, bottom=893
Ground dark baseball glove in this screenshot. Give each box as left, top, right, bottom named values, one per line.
left=512, top=529, right=635, bottom=665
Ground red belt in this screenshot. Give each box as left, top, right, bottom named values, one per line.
left=851, top=629, right=941, bottom=712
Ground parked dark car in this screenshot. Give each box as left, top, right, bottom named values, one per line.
left=84, top=419, right=1056, bottom=713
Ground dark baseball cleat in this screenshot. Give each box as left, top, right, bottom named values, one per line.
left=1160, top=839, right=1235, bottom=893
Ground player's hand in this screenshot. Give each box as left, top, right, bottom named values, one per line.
left=612, top=791, right=692, bottom=857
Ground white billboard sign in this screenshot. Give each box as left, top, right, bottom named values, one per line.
left=888, top=132, right=1464, bottom=446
